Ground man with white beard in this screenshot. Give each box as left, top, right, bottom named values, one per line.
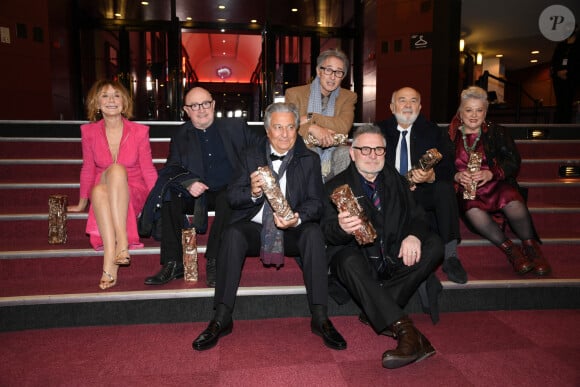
left=376, top=87, right=467, bottom=296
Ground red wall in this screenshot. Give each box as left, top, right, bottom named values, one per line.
left=0, top=1, right=53, bottom=119
left=375, top=0, right=434, bottom=121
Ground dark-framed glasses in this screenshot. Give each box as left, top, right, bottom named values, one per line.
left=352, top=146, right=386, bottom=156
left=184, top=100, right=213, bottom=110
left=319, top=66, right=345, bottom=78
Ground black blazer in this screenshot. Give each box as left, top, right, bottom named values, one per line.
left=227, top=136, right=324, bottom=225
left=376, top=114, right=456, bottom=183
left=322, top=162, right=430, bottom=264
left=166, top=118, right=262, bottom=180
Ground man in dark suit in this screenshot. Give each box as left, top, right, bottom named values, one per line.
left=192, top=102, right=347, bottom=352
left=143, top=87, right=260, bottom=287
left=376, top=87, right=467, bottom=284
left=321, top=124, right=442, bottom=369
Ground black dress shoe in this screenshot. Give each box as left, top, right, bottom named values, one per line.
left=311, top=319, right=347, bottom=350
left=358, top=312, right=395, bottom=338
left=192, top=320, right=233, bottom=351
left=144, top=261, right=184, bottom=285
left=206, top=256, right=216, bottom=288
left=442, top=256, right=468, bottom=284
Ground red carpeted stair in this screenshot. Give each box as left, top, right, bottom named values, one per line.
left=1, top=121, right=580, bottom=333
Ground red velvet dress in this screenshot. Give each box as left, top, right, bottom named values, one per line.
left=454, top=132, right=523, bottom=213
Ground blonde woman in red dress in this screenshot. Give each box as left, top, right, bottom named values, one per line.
left=449, top=86, right=550, bottom=276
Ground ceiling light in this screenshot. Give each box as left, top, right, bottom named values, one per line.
left=218, top=5, right=225, bottom=9
left=531, top=50, right=540, bottom=54
left=459, top=39, right=465, bottom=52
left=291, top=8, right=298, bottom=12
left=115, top=13, right=122, bottom=17
left=220, top=29, right=225, bottom=32
left=317, top=21, right=322, bottom=25
left=186, top=17, right=192, bottom=21
left=250, top=19, right=257, bottom=23
left=141, top=1, right=149, bottom=5
left=530, top=59, right=538, bottom=63
left=476, top=52, right=483, bottom=65
left=496, top=54, right=503, bottom=58
left=217, top=18, right=226, bottom=22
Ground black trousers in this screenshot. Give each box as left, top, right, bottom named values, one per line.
left=214, top=221, right=328, bottom=311
left=552, top=76, right=575, bottom=123
left=331, top=233, right=442, bottom=334
left=413, top=180, right=460, bottom=245
left=160, top=189, right=230, bottom=264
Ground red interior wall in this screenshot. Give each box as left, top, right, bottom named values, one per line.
left=375, top=0, right=434, bottom=121
left=0, top=1, right=52, bottom=119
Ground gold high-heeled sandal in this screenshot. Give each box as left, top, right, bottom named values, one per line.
left=99, top=270, right=117, bottom=290
left=114, top=248, right=131, bottom=266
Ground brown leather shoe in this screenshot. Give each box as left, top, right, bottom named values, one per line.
left=522, top=239, right=552, bottom=276
left=381, top=317, right=436, bottom=369
left=499, top=239, right=535, bottom=274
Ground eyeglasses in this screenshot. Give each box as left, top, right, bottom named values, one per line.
left=352, top=146, right=386, bottom=156
left=184, top=100, right=213, bottom=110
left=319, top=66, right=345, bottom=78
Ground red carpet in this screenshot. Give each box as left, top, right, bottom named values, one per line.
left=0, top=310, right=578, bottom=386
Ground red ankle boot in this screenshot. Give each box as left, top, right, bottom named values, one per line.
left=499, top=239, right=534, bottom=274
left=521, top=239, right=551, bottom=276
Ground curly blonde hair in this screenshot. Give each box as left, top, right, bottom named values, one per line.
left=85, top=80, right=133, bottom=121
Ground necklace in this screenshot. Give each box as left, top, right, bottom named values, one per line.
left=460, top=125, right=481, bottom=153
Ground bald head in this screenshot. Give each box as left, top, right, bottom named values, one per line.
left=183, top=87, right=216, bottom=130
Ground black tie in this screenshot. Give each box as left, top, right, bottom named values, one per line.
left=270, top=153, right=286, bottom=161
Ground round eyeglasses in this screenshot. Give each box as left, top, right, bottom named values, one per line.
left=352, top=146, right=386, bottom=156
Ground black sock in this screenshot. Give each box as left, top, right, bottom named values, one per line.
left=214, top=303, right=232, bottom=324
left=310, top=304, right=328, bottom=325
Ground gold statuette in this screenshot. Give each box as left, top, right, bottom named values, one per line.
left=406, top=148, right=442, bottom=190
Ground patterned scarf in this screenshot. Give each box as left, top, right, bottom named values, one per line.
left=307, top=76, right=341, bottom=180
left=260, top=145, right=294, bottom=267
left=307, top=75, right=339, bottom=116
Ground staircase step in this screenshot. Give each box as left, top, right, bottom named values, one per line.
left=516, top=140, right=580, bottom=159
left=520, top=180, right=580, bottom=205
left=519, top=159, right=580, bottom=180
left=0, top=138, right=170, bottom=159
left=0, top=160, right=165, bottom=182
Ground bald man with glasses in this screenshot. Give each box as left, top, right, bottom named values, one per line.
left=140, top=87, right=261, bottom=287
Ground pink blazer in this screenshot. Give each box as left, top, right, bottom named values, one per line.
left=79, top=118, right=158, bottom=250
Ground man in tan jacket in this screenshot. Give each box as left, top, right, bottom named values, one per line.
left=285, top=48, right=357, bottom=181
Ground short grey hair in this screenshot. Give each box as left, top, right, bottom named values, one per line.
left=316, top=48, right=350, bottom=76
left=264, top=102, right=300, bottom=129
left=351, top=124, right=386, bottom=146
left=460, top=86, right=489, bottom=110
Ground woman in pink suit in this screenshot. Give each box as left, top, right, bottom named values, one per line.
left=68, top=80, right=158, bottom=290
